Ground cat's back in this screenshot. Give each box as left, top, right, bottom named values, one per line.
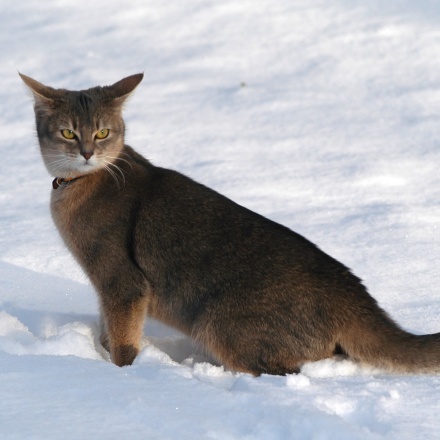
left=130, top=147, right=351, bottom=285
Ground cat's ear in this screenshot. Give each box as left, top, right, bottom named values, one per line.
left=107, top=73, right=144, bottom=105
left=19, top=73, right=61, bottom=104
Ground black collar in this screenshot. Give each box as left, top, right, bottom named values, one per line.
left=52, top=176, right=83, bottom=190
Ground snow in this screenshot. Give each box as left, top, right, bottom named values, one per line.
left=1, top=0, right=440, bottom=438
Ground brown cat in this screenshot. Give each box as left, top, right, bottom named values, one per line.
left=20, top=72, right=440, bottom=375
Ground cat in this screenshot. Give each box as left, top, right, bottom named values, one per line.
left=20, top=72, right=440, bottom=375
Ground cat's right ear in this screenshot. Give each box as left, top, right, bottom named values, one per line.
left=19, top=73, right=60, bottom=104
left=107, top=73, right=144, bottom=106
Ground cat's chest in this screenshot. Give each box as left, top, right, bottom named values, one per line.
left=51, top=184, right=94, bottom=247
left=50, top=178, right=130, bottom=253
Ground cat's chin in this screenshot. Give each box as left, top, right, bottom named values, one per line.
left=48, top=163, right=103, bottom=179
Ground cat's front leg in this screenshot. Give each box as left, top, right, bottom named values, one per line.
left=97, top=270, right=150, bottom=367
left=101, top=293, right=149, bottom=366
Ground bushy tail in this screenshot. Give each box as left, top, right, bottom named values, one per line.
left=339, top=310, right=440, bottom=374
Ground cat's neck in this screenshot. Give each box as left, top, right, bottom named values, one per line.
left=50, top=150, right=134, bottom=194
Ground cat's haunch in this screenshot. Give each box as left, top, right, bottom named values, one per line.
left=21, top=73, right=440, bottom=375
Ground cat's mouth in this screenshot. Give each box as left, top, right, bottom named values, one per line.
left=57, top=154, right=102, bottom=176
left=79, top=154, right=99, bottom=167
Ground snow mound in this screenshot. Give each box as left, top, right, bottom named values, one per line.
left=0, top=311, right=102, bottom=360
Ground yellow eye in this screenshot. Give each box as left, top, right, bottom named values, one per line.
left=95, top=128, right=109, bottom=139
left=61, top=129, right=76, bottom=139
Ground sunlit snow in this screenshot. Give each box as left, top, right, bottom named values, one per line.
left=1, top=1, right=440, bottom=438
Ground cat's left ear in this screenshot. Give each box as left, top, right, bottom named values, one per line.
left=107, top=73, right=144, bottom=105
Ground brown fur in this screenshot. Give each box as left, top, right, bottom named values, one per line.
left=20, top=72, right=440, bottom=375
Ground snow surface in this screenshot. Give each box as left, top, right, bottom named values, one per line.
left=1, top=0, right=440, bottom=438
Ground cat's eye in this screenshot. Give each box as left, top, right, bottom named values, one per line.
left=61, top=129, right=76, bottom=140
left=95, top=129, right=110, bottom=140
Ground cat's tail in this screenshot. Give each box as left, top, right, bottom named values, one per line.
left=338, top=310, right=440, bottom=374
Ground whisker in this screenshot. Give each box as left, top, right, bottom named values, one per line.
left=116, top=151, right=133, bottom=159
left=105, top=160, right=126, bottom=187
left=102, top=163, right=121, bottom=190
left=50, top=162, right=71, bottom=175
left=42, top=152, right=80, bottom=175
left=106, top=156, right=134, bottom=171
left=41, top=156, right=70, bottom=165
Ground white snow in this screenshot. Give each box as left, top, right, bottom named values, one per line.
left=1, top=0, right=440, bottom=438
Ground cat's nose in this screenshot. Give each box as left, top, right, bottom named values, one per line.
left=81, top=151, right=93, bottom=161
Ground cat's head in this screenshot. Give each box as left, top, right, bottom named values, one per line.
left=20, top=73, right=143, bottom=179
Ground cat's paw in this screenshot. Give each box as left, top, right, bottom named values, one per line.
left=112, top=344, right=139, bottom=367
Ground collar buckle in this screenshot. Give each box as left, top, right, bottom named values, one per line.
left=52, top=176, right=82, bottom=190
